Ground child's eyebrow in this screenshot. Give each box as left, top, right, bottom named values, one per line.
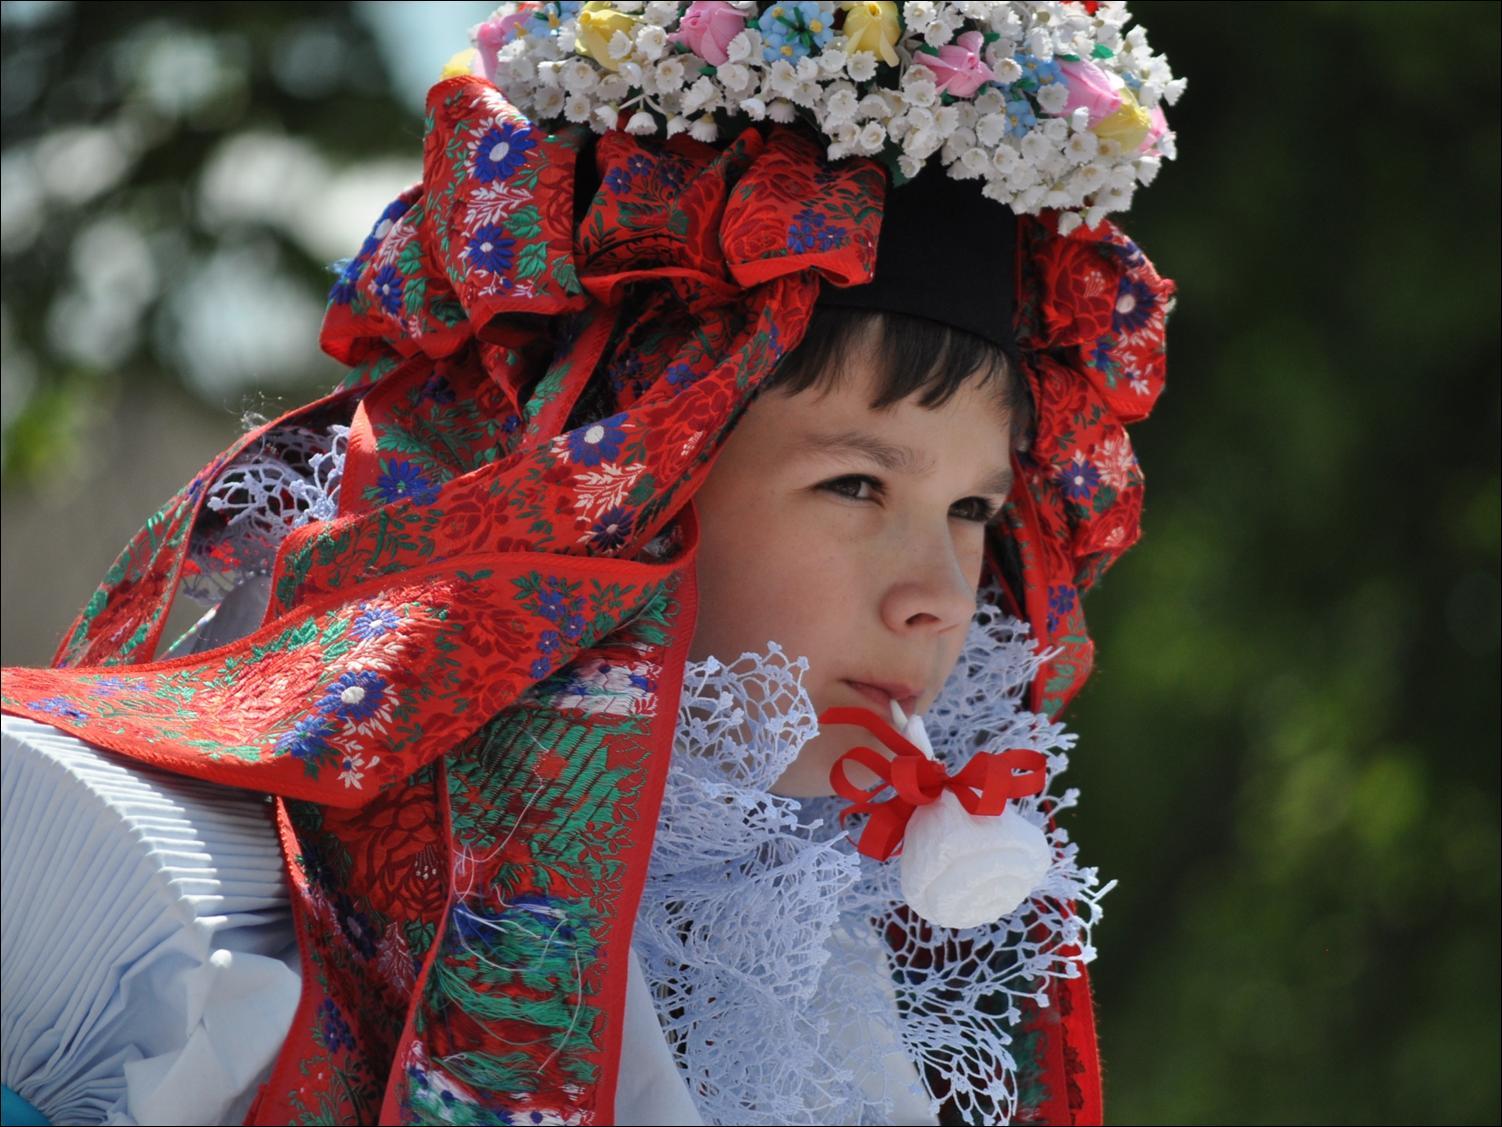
left=791, top=428, right=1015, bottom=495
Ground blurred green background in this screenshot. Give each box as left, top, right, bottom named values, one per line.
left=1, top=2, right=1497, bottom=1123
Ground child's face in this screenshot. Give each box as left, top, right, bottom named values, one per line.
left=689, top=347, right=1017, bottom=797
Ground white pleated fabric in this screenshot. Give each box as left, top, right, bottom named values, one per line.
left=0, top=716, right=301, bottom=1126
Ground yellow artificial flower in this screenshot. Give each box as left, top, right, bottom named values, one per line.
left=1093, top=88, right=1152, bottom=152
left=576, top=1, right=641, bottom=72
left=840, top=1, right=900, bottom=68
left=440, top=48, right=479, bottom=80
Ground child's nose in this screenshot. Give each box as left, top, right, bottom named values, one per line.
left=878, top=528, right=978, bottom=637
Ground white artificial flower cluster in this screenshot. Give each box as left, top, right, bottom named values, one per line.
left=473, top=1, right=1183, bottom=232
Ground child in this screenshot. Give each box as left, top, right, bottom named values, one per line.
left=1, top=4, right=1179, bottom=1124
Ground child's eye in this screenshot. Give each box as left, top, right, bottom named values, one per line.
left=951, top=497, right=1000, bottom=524
left=818, top=474, right=882, bottom=503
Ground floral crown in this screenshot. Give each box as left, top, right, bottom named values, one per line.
left=467, top=1, right=1182, bottom=234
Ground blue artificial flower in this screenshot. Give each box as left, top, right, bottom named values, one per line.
left=317, top=669, right=389, bottom=723
left=537, top=628, right=563, bottom=654
left=565, top=413, right=627, bottom=466
left=1059, top=455, right=1101, bottom=501
left=1015, top=52, right=1063, bottom=90
left=466, top=224, right=517, bottom=276
left=527, top=0, right=583, bottom=36
left=377, top=459, right=440, bottom=506
left=1046, top=584, right=1076, bottom=634
left=561, top=612, right=587, bottom=641
left=472, top=122, right=537, bottom=184
left=530, top=656, right=554, bottom=679
left=1004, top=96, right=1037, bottom=139
left=276, top=716, right=336, bottom=763
left=351, top=604, right=401, bottom=641
left=588, top=506, right=634, bottom=552
left=626, top=153, right=654, bottom=177
left=372, top=265, right=404, bottom=315
left=664, top=361, right=699, bottom=389
left=1111, top=275, right=1158, bottom=335
left=758, top=1, right=835, bottom=62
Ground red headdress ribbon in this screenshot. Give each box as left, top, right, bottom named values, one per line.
left=820, top=706, right=1048, bottom=862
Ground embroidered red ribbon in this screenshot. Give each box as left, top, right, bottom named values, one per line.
left=820, top=706, right=1048, bottom=862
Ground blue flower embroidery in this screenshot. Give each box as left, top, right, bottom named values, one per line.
left=466, top=224, right=516, bottom=275
left=328, top=264, right=358, bottom=306
left=29, top=696, right=89, bottom=723
left=317, top=670, right=389, bottom=723
left=372, top=265, right=404, bottom=315
left=565, top=414, right=627, bottom=466
left=604, top=166, right=634, bottom=194
left=588, top=506, right=633, bottom=552
left=377, top=460, right=440, bottom=506
left=1059, top=455, right=1100, bottom=501
left=472, top=122, right=537, bottom=183
left=318, top=997, right=355, bottom=1054
left=1111, top=275, right=1158, bottom=335
left=351, top=604, right=401, bottom=641
left=787, top=208, right=846, bottom=253
left=420, top=373, right=456, bottom=404
left=276, top=716, right=336, bottom=762
left=1046, top=584, right=1077, bottom=634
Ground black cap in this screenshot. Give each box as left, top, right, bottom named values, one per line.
left=817, top=166, right=1017, bottom=351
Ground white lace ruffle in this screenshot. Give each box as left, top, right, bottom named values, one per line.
left=634, top=598, right=1115, bottom=1126
left=180, top=424, right=348, bottom=605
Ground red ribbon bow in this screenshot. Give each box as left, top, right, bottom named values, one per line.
left=820, top=706, right=1049, bottom=862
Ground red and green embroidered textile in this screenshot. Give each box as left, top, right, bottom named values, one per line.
left=1, top=75, right=1173, bottom=1126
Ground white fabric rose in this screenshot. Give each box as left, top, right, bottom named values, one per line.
left=893, top=710, right=1054, bottom=931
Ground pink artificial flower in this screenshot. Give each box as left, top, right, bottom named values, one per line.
left=669, top=0, right=745, bottom=67
left=1142, top=103, right=1169, bottom=152
left=475, top=6, right=536, bottom=85
left=1056, top=59, right=1124, bottom=125
left=913, top=30, right=995, bottom=98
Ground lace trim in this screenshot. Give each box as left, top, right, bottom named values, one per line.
left=181, top=424, right=348, bottom=605
left=635, top=602, right=1114, bottom=1125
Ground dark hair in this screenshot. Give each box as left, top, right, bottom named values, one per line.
left=760, top=306, right=1034, bottom=451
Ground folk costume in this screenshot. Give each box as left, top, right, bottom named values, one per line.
left=0, top=3, right=1179, bottom=1124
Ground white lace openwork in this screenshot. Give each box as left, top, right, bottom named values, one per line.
left=180, top=424, right=348, bottom=604
left=635, top=600, right=1115, bottom=1125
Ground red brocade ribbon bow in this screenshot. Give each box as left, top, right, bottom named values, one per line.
left=820, top=706, right=1048, bottom=862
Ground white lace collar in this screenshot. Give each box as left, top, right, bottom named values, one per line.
left=633, top=603, right=1115, bottom=1125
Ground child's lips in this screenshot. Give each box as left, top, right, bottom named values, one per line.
left=846, top=680, right=921, bottom=716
